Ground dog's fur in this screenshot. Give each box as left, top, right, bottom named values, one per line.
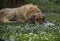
left=0, top=4, right=44, bottom=24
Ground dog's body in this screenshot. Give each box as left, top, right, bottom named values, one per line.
left=0, top=4, right=44, bottom=24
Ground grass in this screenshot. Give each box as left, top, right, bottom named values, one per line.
left=0, top=12, right=60, bottom=41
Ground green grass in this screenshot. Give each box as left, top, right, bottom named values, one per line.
left=0, top=12, right=60, bottom=41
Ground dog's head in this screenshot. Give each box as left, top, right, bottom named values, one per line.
left=27, top=4, right=45, bottom=24
left=29, top=11, right=45, bottom=24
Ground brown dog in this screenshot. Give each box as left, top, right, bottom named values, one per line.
left=0, top=4, right=44, bottom=24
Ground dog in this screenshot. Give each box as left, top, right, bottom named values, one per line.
left=0, top=4, right=45, bottom=24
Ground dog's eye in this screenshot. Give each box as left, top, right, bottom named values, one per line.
left=36, top=19, right=38, bottom=20
left=40, top=19, right=43, bottom=20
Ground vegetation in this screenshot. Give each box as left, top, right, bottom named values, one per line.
left=0, top=0, right=60, bottom=41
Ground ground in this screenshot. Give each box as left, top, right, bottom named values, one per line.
left=0, top=12, right=60, bottom=41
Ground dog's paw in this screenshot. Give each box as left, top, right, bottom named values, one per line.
left=43, top=21, right=55, bottom=26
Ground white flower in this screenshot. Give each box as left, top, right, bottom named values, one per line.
left=29, top=33, right=33, bottom=35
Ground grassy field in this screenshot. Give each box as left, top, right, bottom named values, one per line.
left=0, top=12, right=60, bottom=41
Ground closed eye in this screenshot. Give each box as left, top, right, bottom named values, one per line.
left=36, top=19, right=38, bottom=20
left=40, top=19, right=43, bottom=20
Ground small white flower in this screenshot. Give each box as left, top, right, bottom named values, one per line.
left=49, top=34, right=52, bottom=36
left=40, top=32, right=46, bottom=34
left=45, top=37, right=48, bottom=40
left=34, top=34, right=38, bottom=37
left=29, top=33, right=33, bottom=35
left=59, top=31, right=60, bottom=33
